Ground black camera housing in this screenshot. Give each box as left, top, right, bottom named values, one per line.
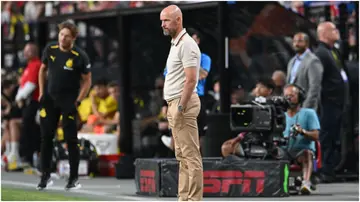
left=230, top=96, right=289, bottom=134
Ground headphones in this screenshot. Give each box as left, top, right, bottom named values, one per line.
left=284, top=84, right=306, bottom=104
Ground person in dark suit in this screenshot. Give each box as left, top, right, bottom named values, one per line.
left=286, top=32, right=323, bottom=111
left=314, top=21, right=350, bottom=182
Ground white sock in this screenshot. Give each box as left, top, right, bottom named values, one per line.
left=5, top=142, right=11, bottom=155
left=10, top=142, right=19, bottom=157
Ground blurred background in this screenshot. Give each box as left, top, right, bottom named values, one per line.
left=1, top=1, right=358, bottom=179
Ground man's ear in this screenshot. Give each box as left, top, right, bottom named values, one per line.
left=176, top=16, right=181, bottom=24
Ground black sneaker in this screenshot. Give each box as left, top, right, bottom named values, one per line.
left=36, top=174, right=53, bottom=190
left=65, top=178, right=81, bottom=191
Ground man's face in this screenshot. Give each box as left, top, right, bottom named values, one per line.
left=326, top=23, right=340, bottom=42
left=272, top=74, right=284, bottom=88
left=231, top=89, right=244, bottom=104
left=108, top=86, right=120, bottom=101
left=94, top=85, right=108, bottom=98
left=283, top=86, right=299, bottom=105
left=160, top=11, right=178, bottom=37
left=292, top=34, right=308, bottom=53
left=58, top=28, right=75, bottom=49
left=192, top=34, right=200, bottom=45
left=23, top=44, right=33, bottom=60
left=254, top=83, right=272, bottom=97
left=213, top=81, right=220, bottom=93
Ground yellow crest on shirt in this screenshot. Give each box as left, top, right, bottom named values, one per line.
left=39, top=108, right=46, bottom=118
left=66, top=59, right=73, bottom=68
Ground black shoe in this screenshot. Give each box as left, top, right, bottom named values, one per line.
left=65, top=178, right=81, bottom=191
left=36, top=174, right=53, bottom=190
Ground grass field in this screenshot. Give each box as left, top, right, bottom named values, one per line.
left=1, top=187, right=93, bottom=201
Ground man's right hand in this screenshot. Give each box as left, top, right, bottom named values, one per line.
left=38, top=94, right=42, bottom=102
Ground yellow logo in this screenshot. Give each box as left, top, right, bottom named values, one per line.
left=39, top=108, right=46, bottom=118
left=50, top=55, right=55, bottom=62
left=65, top=59, right=73, bottom=68
left=68, top=115, right=74, bottom=120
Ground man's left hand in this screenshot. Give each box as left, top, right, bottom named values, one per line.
left=174, top=106, right=184, bottom=127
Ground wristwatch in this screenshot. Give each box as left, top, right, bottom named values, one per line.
left=76, top=100, right=81, bottom=107
left=178, top=105, right=184, bottom=112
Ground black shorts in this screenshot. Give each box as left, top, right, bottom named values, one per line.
left=280, top=148, right=314, bottom=162
left=3, top=106, right=23, bottom=120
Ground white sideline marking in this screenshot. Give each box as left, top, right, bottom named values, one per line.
left=2, top=180, right=146, bottom=201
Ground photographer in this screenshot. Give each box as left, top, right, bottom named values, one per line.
left=281, top=84, right=320, bottom=195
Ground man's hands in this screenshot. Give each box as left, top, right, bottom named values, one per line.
left=173, top=106, right=184, bottom=128
left=90, top=92, right=105, bottom=119
left=293, top=124, right=306, bottom=136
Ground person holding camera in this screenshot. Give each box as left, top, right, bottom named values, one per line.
left=282, top=84, right=320, bottom=195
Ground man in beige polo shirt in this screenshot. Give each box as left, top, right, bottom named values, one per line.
left=160, top=5, right=203, bottom=201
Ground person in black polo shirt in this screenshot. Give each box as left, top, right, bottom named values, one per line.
left=37, top=20, right=92, bottom=190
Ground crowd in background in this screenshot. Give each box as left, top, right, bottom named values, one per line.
left=1, top=1, right=358, bottom=181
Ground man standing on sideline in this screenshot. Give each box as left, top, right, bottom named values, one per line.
left=315, top=22, right=350, bottom=183
left=15, top=43, right=42, bottom=168
left=286, top=32, right=323, bottom=111
left=160, top=5, right=203, bottom=201
left=161, top=27, right=212, bottom=152
left=37, top=20, right=92, bottom=190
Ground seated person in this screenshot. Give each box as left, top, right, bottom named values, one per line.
left=281, top=84, right=320, bottom=195
left=249, top=77, right=275, bottom=99
left=83, top=79, right=118, bottom=134
left=91, top=82, right=120, bottom=134
left=222, top=84, right=320, bottom=195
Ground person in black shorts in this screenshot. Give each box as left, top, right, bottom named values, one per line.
left=1, top=79, right=23, bottom=166
left=37, top=20, right=92, bottom=191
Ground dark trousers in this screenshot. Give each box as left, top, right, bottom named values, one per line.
left=20, top=100, right=40, bottom=165
left=39, top=94, right=79, bottom=179
left=319, top=102, right=343, bottom=175
left=197, top=96, right=207, bottom=137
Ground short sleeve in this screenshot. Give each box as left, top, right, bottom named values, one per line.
left=181, top=41, right=199, bottom=68
left=163, top=67, right=167, bottom=77
left=307, top=109, right=320, bottom=131
left=201, top=54, right=211, bottom=72
left=80, top=51, right=91, bottom=74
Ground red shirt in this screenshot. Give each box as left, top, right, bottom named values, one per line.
left=20, top=57, right=41, bottom=101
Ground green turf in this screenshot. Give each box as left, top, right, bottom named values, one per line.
left=1, top=187, right=93, bottom=201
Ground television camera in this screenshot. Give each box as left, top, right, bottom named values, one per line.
left=230, top=96, right=291, bottom=159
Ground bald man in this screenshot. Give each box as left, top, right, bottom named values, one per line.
left=286, top=32, right=323, bottom=111
left=272, top=70, right=286, bottom=96
left=161, top=5, right=203, bottom=201
left=16, top=43, right=42, bottom=167
left=314, top=22, right=350, bottom=183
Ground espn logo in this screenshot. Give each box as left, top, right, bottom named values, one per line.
left=203, top=170, right=265, bottom=194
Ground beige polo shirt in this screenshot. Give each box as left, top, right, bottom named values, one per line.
left=163, top=28, right=201, bottom=101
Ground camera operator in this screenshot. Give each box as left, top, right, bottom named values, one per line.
left=221, top=78, right=275, bottom=157
left=222, top=84, right=320, bottom=195
left=281, top=84, right=320, bottom=195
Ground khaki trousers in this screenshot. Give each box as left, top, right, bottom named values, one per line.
left=167, top=93, right=203, bottom=201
